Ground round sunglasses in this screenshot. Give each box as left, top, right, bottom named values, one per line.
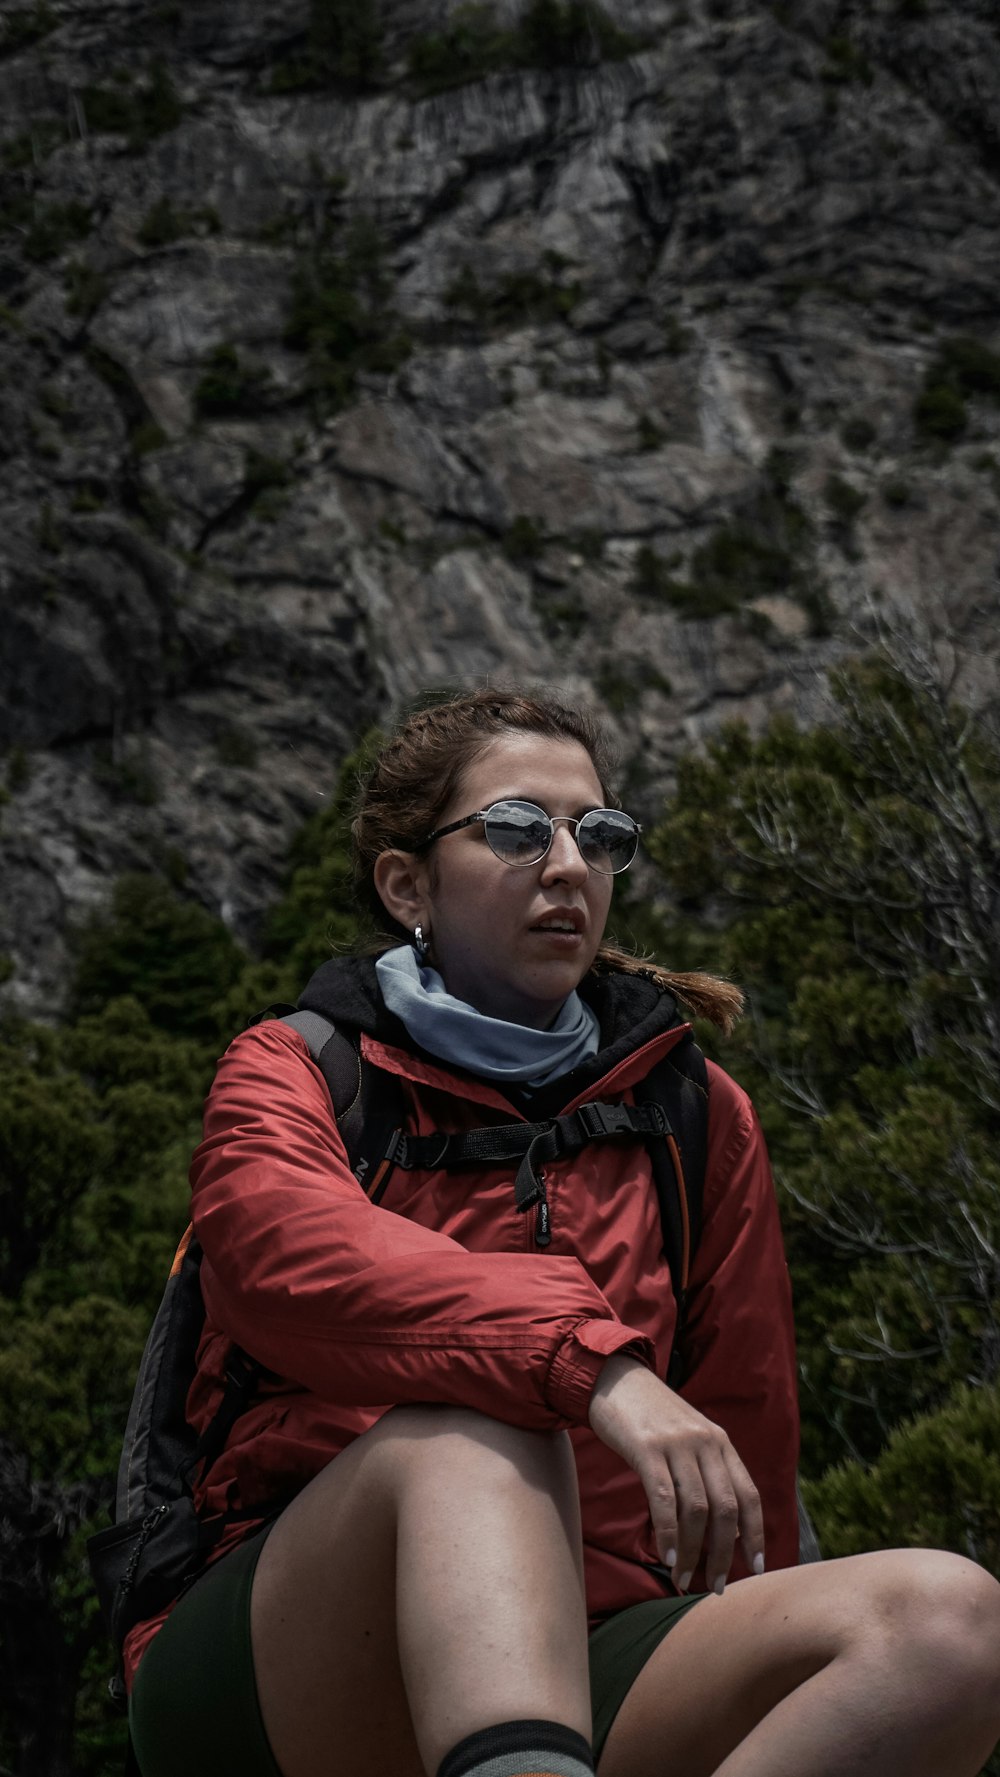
left=418, top=799, right=642, bottom=875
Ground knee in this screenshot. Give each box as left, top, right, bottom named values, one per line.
left=374, top=1404, right=576, bottom=1498
left=921, top=1553, right=1000, bottom=1704
left=868, top=1550, right=1000, bottom=1713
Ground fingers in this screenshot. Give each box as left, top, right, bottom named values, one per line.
left=669, top=1455, right=710, bottom=1593
left=639, top=1438, right=765, bottom=1598
left=730, top=1447, right=766, bottom=1583
left=586, top=1362, right=766, bottom=1595
left=698, top=1446, right=740, bottom=1593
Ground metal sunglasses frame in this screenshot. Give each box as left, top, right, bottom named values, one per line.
left=417, top=798, right=642, bottom=874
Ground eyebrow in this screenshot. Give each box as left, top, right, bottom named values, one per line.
left=484, top=791, right=603, bottom=819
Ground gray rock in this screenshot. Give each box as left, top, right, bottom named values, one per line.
left=3, top=0, right=1000, bottom=1008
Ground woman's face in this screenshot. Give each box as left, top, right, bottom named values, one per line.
left=418, top=732, right=615, bottom=1028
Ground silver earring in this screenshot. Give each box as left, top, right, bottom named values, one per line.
left=413, top=923, right=428, bottom=962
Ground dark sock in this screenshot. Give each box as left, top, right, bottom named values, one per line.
left=437, top=1718, right=595, bottom=1777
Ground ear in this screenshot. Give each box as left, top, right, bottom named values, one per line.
left=372, top=848, right=431, bottom=936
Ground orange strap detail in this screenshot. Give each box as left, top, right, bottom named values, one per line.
left=365, top=1157, right=393, bottom=1199
left=665, top=1132, right=691, bottom=1290
left=169, top=1223, right=194, bottom=1277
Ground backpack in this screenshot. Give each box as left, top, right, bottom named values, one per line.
left=87, top=1006, right=816, bottom=1711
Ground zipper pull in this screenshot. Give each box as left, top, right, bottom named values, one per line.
left=121, top=1502, right=170, bottom=1594
left=535, top=1177, right=552, bottom=1248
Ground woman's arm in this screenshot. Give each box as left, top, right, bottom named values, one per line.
left=191, top=1020, right=652, bottom=1431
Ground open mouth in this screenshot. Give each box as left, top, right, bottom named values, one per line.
left=530, top=912, right=585, bottom=936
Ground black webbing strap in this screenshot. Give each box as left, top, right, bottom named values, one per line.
left=388, top=1099, right=669, bottom=1214
left=634, top=1035, right=709, bottom=1387
left=191, top=1348, right=265, bottom=1476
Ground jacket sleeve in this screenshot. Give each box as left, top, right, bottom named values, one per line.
left=679, top=1061, right=800, bottom=1572
left=190, top=1021, right=652, bottom=1430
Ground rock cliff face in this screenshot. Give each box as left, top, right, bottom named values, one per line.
left=2, top=0, right=999, bottom=1008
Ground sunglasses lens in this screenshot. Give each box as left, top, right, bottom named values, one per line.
left=484, top=801, right=552, bottom=865
left=578, top=809, right=639, bottom=874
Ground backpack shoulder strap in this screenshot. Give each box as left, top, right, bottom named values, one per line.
left=278, top=1009, right=407, bottom=1201
left=633, top=1030, right=709, bottom=1386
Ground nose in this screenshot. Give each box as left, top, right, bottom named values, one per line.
left=540, top=819, right=589, bottom=885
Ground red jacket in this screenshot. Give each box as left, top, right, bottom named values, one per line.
left=124, top=960, right=799, bottom=1685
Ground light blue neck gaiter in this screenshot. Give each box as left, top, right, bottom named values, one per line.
left=375, top=944, right=600, bottom=1088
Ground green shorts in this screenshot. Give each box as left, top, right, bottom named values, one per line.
left=130, top=1523, right=706, bottom=1776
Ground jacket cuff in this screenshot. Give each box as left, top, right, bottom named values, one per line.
left=547, top=1319, right=655, bottom=1424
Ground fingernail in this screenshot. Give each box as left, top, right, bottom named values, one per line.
left=665, top=1548, right=677, bottom=1568
left=676, top=1571, right=692, bottom=1594
left=713, top=1576, right=725, bottom=1597
left=753, top=1553, right=765, bottom=1577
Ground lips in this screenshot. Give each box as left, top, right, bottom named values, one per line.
left=530, top=907, right=586, bottom=934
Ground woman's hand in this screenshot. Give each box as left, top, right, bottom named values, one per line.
left=587, top=1354, right=765, bottom=1597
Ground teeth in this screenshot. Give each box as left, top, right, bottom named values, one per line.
left=537, top=920, right=576, bottom=932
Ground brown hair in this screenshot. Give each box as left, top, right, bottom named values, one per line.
left=352, top=686, right=743, bottom=1033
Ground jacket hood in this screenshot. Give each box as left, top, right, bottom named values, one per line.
left=297, top=954, right=689, bottom=1114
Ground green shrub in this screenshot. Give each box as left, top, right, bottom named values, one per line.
left=284, top=218, right=411, bottom=408
left=569, top=528, right=605, bottom=561
left=840, top=415, right=876, bottom=451
left=445, top=261, right=579, bottom=328
left=914, top=382, right=967, bottom=441
left=881, top=478, right=912, bottom=508
left=214, top=723, right=259, bottom=769
left=409, top=0, right=643, bottom=93
left=270, top=0, right=383, bottom=91
left=0, top=4, right=56, bottom=54
left=532, top=585, right=588, bottom=640
left=597, top=659, right=673, bottom=712
left=1, top=122, right=65, bottom=171
left=63, top=261, right=109, bottom=319
left=81, top=60, right=181, bottom=150
left=0, top=188, right=34, bottom=244
left=805, top=1384, right=1000, bottom=1573
left=502, top=514, right=544, bottom=560
left=92, top=739, right=161, bottom=806
left=633, top=454, right=820, bottom=627
left=194, top=343, right=272, bottom=418
left=822, top=33, right=874, bottom=85
left=519, top=0, right=642, bottom=63
left=130, top=420, right=168, bottom=455
left=251, top=734, right=372, bottom=983
left=824, top=474, right=866, bottom=525
left=935, top=335, right=1000, bottom=400
left=71, top=875, right=245, bottom=1040
left=914, top=335, right=1000, bottom=443
left=244, top=449, right=290, bottom=496
left=636, top=529, right=793, bottom=619
left=23, top=201, right=91, bottom=263
left=5, top=748, right=31, bottom=792
left=70, top=483, right=104, bottom=513
left=137, top=197, right=220, bottom=247
left=637, top=412, right=664, bottom=451
left=36, top=504, right=61, bottom=554
left=408, top=5, right=506, bottom=91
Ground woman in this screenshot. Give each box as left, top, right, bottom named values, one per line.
left=127, top=688, right=1000, bottom=1777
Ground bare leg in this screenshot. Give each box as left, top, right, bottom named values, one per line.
left=599, top=1548, right=1000, bottom=1777
left=250, top=1406, right=591, bottom=1777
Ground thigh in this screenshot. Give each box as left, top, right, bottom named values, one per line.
left=249, top=1414, right=425, bottom=1777
left=596, top=1553, right=889, bottom=1777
